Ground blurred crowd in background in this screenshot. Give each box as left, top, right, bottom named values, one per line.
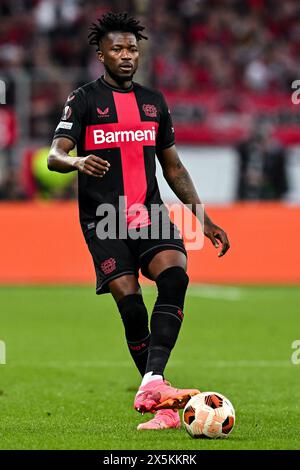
left=2, top=0, right=300, bottom=91
left=0, top=0, right=299, bottom=201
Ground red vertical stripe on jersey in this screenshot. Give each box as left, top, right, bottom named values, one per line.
left=113, top=91, right=150, bottom=227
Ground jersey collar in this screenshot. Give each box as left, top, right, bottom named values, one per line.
left=99, top=75, right=134, bottom=93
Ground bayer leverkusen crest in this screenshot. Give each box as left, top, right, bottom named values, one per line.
left=100, top=257, right=116, bottom=275
left=143, top=104, right=157, bottom=118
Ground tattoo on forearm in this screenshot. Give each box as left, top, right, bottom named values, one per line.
left=166, top=167, right=200, bottom=209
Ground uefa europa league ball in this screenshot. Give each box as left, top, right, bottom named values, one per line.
left=183, top=391, right=235, bottom=439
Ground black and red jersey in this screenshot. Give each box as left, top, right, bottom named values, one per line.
left=53, top=76, right=175, bottom=238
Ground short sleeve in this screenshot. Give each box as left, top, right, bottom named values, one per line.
left=53, top=88, right=86, bottom=145
left=156, top=92, right=175, bottom=151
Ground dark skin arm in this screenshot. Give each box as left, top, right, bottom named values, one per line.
left=157, top=145, right=230, bottom=257
left=47, top=137, right=110, bottom=177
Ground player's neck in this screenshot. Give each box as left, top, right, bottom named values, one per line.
left=103, top=72, right=133, bottom=90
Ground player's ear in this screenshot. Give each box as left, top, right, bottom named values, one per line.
left=97, top=49, right=104, bottom=63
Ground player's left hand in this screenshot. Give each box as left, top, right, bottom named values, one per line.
left=204, top=221, right=230, bottom=257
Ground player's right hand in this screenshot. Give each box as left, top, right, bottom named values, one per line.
left=75, top=155, right=110, bottom=177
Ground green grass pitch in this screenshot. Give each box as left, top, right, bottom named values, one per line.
left=1, top=285, right=300, bottom=450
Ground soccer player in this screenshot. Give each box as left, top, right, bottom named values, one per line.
left=48, top=12, right=230, bottom=430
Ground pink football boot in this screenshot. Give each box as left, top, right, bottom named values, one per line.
left=137, top=409, right=181, bottom=430
left=134, top=379, right=200, bottom=414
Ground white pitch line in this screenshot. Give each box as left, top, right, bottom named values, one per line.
left=196, top=360, right=293, bottom=368
left=187, top=286, right=243, bottom=301
left=6, top=359, right=293, bottom=369
left=6, top=360, right=134, bottom=369
left=142, top=285, right=243, bottom=301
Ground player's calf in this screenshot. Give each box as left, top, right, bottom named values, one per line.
left=145, top=266, right=189, bottom=376
left=117, top=293, right=150, bottom=376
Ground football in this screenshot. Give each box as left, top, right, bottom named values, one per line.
left=183, top=391, right=235, bottom=439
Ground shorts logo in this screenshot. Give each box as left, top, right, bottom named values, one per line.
left=61, top=106, right=72, bottom=120
left=143, top=104, right=157, bottom=118
left=97, top=107, right=110, bottom=118
left=100, top=257, right=116, bottom=275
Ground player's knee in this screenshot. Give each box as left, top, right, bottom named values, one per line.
left=155, top=266, right=189, bottom=305
left=116, top=293, right=148, bottom=335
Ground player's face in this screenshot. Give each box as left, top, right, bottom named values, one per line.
left=98, top=32, right=139, bottom=82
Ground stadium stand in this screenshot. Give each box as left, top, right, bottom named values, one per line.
left=0, top=0, right=300, bottom=200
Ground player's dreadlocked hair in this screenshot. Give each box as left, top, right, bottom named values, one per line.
left=88, top=12, right=148, bottom=49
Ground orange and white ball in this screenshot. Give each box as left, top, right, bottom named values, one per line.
left=183, top=391, right=235, bottom=439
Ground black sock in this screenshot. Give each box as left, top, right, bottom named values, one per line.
left=146, top=266, right=189, bottom=376
left=117, top=293, right=150, bottom=376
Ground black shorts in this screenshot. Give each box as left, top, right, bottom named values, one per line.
left=86, top=218, right=187, bottom=295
